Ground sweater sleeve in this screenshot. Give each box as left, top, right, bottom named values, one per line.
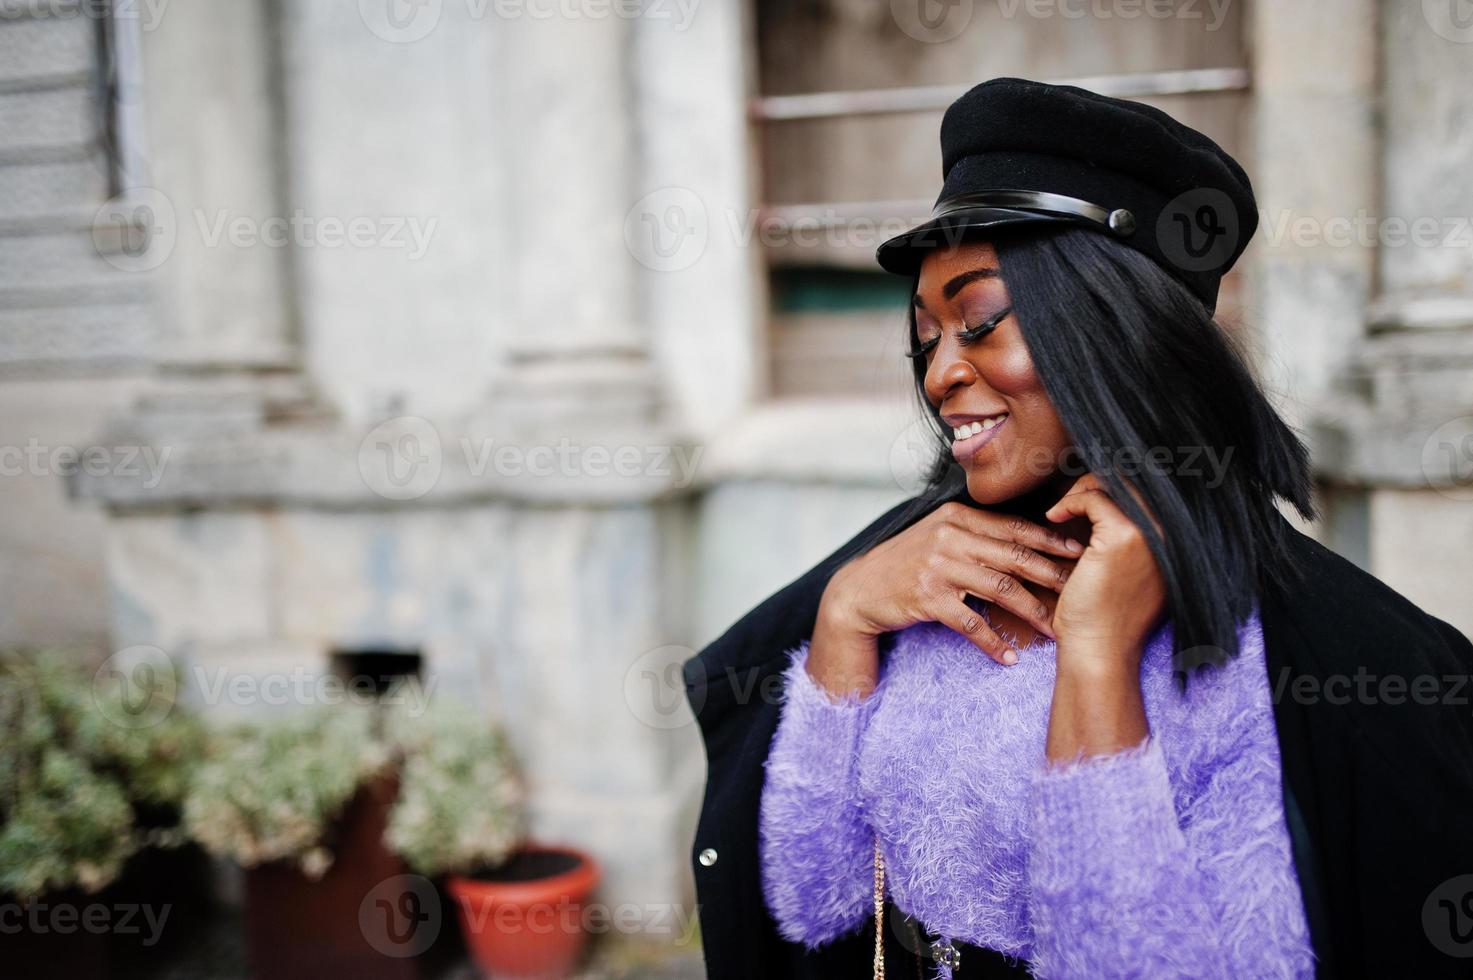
left=1026, top=736, right=1317, bottom=979
left=758, top=640, right=884, bottom=948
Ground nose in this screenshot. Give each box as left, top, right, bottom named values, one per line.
left=923, top=338, right=980, bottom=406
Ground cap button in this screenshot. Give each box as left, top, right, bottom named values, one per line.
left=698, top=847, right=719, bottom=867
left=1107, top=208, right=1136, bottom=236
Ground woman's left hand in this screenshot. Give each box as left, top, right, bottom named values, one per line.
left=1044, top=472, right=1168, bottom=673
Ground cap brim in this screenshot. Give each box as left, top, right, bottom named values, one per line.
left=874, top=207, right=1086, bottom=275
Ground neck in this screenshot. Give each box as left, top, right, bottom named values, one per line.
left=993, top=474, right=1091, bottom=546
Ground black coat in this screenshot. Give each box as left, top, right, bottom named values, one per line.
left=683, top=493, right=1473, bottom=978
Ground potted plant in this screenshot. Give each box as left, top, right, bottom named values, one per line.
left=182, top=704, right=412, bottom=980
left=385, top=705, right=601, bottom=979
left=0, top=651, right=207, bottom=978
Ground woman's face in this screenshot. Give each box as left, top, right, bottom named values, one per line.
left=913, top=240, right=1074, bottom=506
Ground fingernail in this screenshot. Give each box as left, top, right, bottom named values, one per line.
left=1065, top=540, right=1084, bottom=554
left=1003, top=649, right=1019, bottom=665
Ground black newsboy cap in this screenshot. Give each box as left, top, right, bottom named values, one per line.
left=875, top=76, right=1258, bottom=313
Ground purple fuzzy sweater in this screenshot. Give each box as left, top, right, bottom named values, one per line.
left=758, top=607, right=1317, bottom=979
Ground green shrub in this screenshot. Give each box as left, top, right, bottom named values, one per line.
left=0, top=651, right=204, bottom=899
left=182, top=705, right=392, bottom=878
left=384, top=702, right=526, bottom=877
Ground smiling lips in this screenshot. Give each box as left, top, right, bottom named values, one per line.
left=949, top=413, right=1009, bottom=462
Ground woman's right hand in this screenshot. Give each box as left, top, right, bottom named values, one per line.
left=807, top=501, right=1083, bottom=698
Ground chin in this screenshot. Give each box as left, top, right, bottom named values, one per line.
left=963, top=469, right=1025, bottom=506
left=963, top=464, right=1058, bottom=508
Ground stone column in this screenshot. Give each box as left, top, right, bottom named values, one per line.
left=137, top=0, right=296, bottom=371
left=1265, top=1, right=1473, bottom=636
left=473, top=9, right=703, bottom=920
left=1340, top=2, right=1473, bottom=637
left=277, top=0, right=510, bottom=424
left=1250, top=0, right=1380, bottom=556
left=632, top=0, right=761, bottom=436
left=487, top=10, right=658, bottom=432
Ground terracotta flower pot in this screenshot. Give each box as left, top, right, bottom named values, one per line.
left=243, top=775, right=432, bottom=980
left=448, top=844, right=601, bottom=979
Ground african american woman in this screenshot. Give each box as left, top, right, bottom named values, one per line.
left=684, top=78, right=1473, bottom=980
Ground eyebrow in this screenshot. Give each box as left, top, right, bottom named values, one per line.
left=912, top=267, right=1001, bottom=310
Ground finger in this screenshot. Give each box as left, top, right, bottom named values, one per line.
left=937, top=501, right=1084, bottom=557
left=1044, top=487, right=1123, bottom=528
left=932, top=595, right=1019, bottom=665
left=965, top=535, right=1072, bottom=594
left=1049, top=473, right=1162, bottom=537
left=941, top=560, right=1056, bottom=640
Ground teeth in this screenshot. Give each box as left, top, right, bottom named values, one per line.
left=953, top=416, right=1006, bottom=441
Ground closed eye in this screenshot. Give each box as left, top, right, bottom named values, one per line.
left=904, top=334, right=938, bottom=359
left=904, top=306, right=1013, bottom=359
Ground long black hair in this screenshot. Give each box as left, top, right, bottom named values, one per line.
left=861, top=226, right=1315, bottom=672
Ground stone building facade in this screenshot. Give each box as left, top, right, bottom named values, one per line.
left=1, top=0, right=1469, bottom=922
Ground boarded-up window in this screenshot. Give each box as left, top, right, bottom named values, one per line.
left=753, top=0, right=1251, bottom=400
